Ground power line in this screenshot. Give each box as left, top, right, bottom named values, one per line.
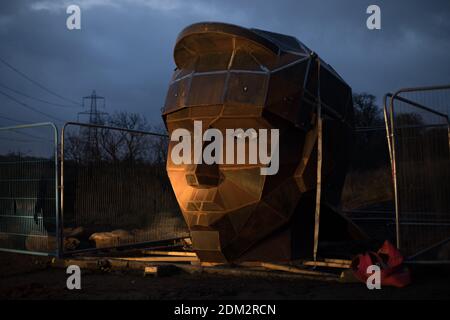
left=0, top=134, right=51, bottom=143
left=0, top=115, right=53, bottom=142
left=0, top=116, right=49, bottom=140
left=0, top=89, right=66, bottom=123
left=0, top=114, right=55, bottom=142
left=0, top=114, right=25, bottom=124
left=0, top=136, right=38, bottom=143
left=0, top=56, right=81, bottom=107
left=0, top=82, right=78, bottom=109
left=10, top=129, right=52, bottom=143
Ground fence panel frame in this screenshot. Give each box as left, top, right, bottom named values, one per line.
left=60, top=121, right=188, bottom=256
left=0, top=122, right=60, bottom=256
left=385, top=85, right=450, bottom=260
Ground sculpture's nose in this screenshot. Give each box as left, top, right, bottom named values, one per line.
left=185, top=162, right=220, bottom=188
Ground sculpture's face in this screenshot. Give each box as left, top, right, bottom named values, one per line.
left=163, top=23, right=353, bottom=262
left=164, top=59, right=315, bottom=262
left=166, top=110, right=268, bottom=220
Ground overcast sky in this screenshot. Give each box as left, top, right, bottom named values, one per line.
left=0, top=0, right=449, bottom=128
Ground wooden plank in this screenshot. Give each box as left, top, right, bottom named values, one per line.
left=50, top=257, right=339, bottom=281
left=302, top=261, right=351, bottom=269
left=324, top=258, right=352, bottom=265
left=203, top=266, right=339, bottom=282
left=243, top=262, right=339, bottom=278
left=198, top=262, right=226, bottom=267
left=116, top=256, right=199, bottom=263
left=144, top=265, right=180, bottom=277
left=144, top=266, right=158, bottom=275
left=51, top=258, right=98, bottom=269
left=142, top=250, right=197, bottom=257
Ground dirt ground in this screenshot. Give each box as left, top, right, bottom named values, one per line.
left=1, top=252, right=449, bottom=300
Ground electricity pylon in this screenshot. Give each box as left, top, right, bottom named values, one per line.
left=77, top=90, right=109, bottom=162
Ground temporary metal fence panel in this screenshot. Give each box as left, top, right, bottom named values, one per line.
left=386, top=85, right=450, bottom=261
left=0, top=123, right=59, bottom=256
left=60, top=122, right=189, bottom=254
left=341, top=126, right=395, bottom=242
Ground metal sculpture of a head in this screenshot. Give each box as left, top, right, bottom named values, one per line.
left=162, top=22, right=355, bottom=262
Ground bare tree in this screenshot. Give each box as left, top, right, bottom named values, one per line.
left=99, top=112, right=152, bottom=163
left=149, top=123, right=168, bottom=165
left=353, top=93, right=383, bottom=127
left=65, top=134, right=85, bottom=163
left=351, top=93, right=387, bottom=170
left=65, top=112, right=168, bottom=165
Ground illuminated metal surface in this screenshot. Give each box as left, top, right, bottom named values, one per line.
left=163, top=22, right=356, bottom=262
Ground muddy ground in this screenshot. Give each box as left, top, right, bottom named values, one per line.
left=0, top=252, right=449, bottom=300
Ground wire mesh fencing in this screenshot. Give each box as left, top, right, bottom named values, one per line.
left=0, top=123, right=59, bottom=255
left=341, top=126, right=395, bottom=242
left=60, top=122, right=189, bottom=254
left=386, top=86, right=450, bottom=261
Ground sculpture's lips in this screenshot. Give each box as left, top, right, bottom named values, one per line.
left=186, top=201, right=224, bottom=212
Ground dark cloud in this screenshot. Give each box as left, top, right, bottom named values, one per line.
left=0, top=0, right=449, bottom=127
